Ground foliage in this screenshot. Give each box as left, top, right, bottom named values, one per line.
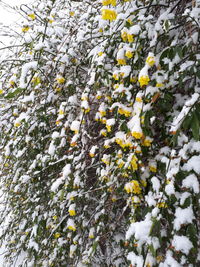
left=0, top=0, right=200, bottom=266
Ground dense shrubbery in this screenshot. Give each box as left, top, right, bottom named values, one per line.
left=0, top=0, right=199, bottom=266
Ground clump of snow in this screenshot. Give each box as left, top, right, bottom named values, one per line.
left=172, top=235, right=193, bottom=255
left=182, top=155, right=200, bottom=174
left=126, top=216, right=152, bottom=245
left=182, top=173, right=199, bottom=193
left=174, top=206, right=194, bottom=231
left=127, top=252, right=143, bottom=267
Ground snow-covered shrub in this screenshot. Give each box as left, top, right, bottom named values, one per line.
left=0, top=0, right=199, bottom=266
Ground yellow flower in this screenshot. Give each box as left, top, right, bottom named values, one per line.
left=14, top=122, right=21, bottom=127
left=22, top=26, right=30, bottom=32
left=101, top=9, right=117, bottom=21
left=132, top=131, right=143, bottom=139
left=102, top=0, right=116, bottom=6
left=146, top=56, right=155, bottom=67
left=130, top=76, right=137, bottom=83
left=55, top=87, right=62, bottom=92
left=130, top=156, right=138, bottom=170
left=101, top=130, right=107, bottom=136
left=127, top=34, right=134, bottom=43
left=59, top=109, right=64, bottom=115
left=100, top=110, right=106, bottom=116
left=127, top=18, right=133, bottom=25
left=28, top=13, right=36, bottom=20
left=124, top=180, right=141, bottom=194
left=99, top=28, right=103, bottom=33
left=138, top=75, right=150, bottom=87
left=156, top=83, right=164, bottom=87
left=125, top=50, right=133, bottom=59
left=69, top=11, right=75, bottom=16
left=54, top=232, right=61, bottom=238
left=136, top=97, right=142, bottom=102
left=113, top=73, right=119, bottom=80
left=53, top=215, right=57, bottom=220
left=121, top=31, right=127, bottom=42
left=98, top=51, right=104, bottom=56
left=68, top=225, right=76, bottom=231
left=106, top=125, right=112, bottom=132
left=149, top=165, right=157, bottom=172
left=89, top=153, right=95, bottom=158
left=157, top=202, right=168, bottom=208
left=142, top=138, right=153, bottom=147
left=69, top=209, right=76, bottom=216
left=117, top=59, right=126, bottom=65
left=56, top=76, right=65, bottom=84
left=0, top=89, right=4, bottom=94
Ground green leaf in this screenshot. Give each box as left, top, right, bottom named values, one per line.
left=191, top=111, right=200, bottom=140
left=5, top=88, right=24, bottom=99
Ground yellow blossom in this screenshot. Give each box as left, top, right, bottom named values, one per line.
left=98, top=51, right=104, bottom=56
left=132, top=131, right=143, bottom=139
left=142, top=138, right=152, bottom=147
left=101, top=9, right=117, bottom=21
left=0, top=89, right=4, bottom=94
left=127, top=18, right=133, bottom=25
left=28, top=13, right=36, bottom=20
left=53, top=215, right=57, bottom=220
left=127, top=34, right=134, bottom=43
left=121, top=31, right=127, bottom=42
left=113, top=73, right=119, bottom=80
left=55, top=87, right=62, bottom=92
left=14, top=122, right=21, bottom=127
left=69, top=11, right=75, bottom=16
left=69, top=209, right=76, bottom=216
left=102, top=0, right=116, bottom=6
left=89, top=153, right=95, bottom=158
left=99, top=28, right=103, bottom=33
left=101, top=130, right=107, bottom=136
left=54, top=232, right=61, bottom=238
left=157, top=202, right=168, bottom=208
left=56, top=120, right=61, bottom=126
left=70, top=142, right=77, bottom=147
left=117, top=59, right=126, bottom=65
left=124, top=180, right=142, bottom=194
left=56, top=76, right=65, bottom=84
left=59, top=110, right=64, bottom=115
left=130, top=157, right=138, bottom=171
left=125, top=50, right=133, bottom=58
left=100, top=110, right=106, bottom=116
left=130, top=76, right=137, bottom=83
left=136, top=97, right=142, bottom=102
left=149, top=165, right=157, bottom=172
left=68, top=225, right=76, bottom=231
left=146, top=56, right=155, bottom=67
left=156, top=83, right=164, bottom=87
left=22, top=26, right=30, bottom=32
left=138, top=75, right=150, bottom=87
left=106, top=125, right=112, bottom=132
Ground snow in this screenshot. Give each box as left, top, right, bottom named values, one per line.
left=151, top=176, right=161, bottom=194
left=127, top=252, right=143, bottom=267
left=172, top=235, right=193, bottom=255
left=19, top=61, right=38, bottom=88
left=182, top=173, right=199, bottom=193
left=174, top=206, right=194, bottom=231
left=126, top=216, right=152, bottom=245
left=182, top=155, right=200, bottom=174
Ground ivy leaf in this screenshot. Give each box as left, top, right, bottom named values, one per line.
left=191, top=111, right=200, bottom=140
